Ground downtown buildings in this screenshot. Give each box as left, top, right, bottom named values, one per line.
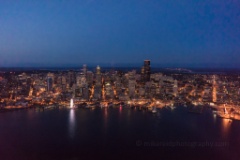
left=1, top=60, right=240, bottom=109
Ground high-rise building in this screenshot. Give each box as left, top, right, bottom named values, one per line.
left=128, top=71, right=136, bottom=98
left=173, top=80, right=178, bottom=96
left=47, top=73, right=55, bottom=83
left=82, top=64, right=87, bottom=76
left=76, top=73, right=86, bottom=87
left=95, top=65, right=102, bottom=85
left=75, top=72, right=89, bottom=100
left=68, top=70, right=75, bottom=87
left=47, top=77, right=53, bottom=92
left=142, top=60, right=151, bottom=82
left=86, top=71, right=93, bottom=85
left=93, top=65, right=102, bottom=100
left=96, top=65, right=101, bottom=75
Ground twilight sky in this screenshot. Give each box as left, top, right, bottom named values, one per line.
left=0, top=0, right=240, bottom=67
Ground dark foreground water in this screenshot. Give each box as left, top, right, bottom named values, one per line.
left=0, top=106, right=240, bottom=160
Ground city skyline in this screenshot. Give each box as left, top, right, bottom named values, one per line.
left=0, top=0, right=240, bottom=67
left=1, top=1, right=240, bottom=159
left=1, top=59, right=240, bottom=120
left=1, top=59, right=240, bottom=159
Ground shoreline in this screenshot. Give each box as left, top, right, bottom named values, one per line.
left=1, top=102, right=240, bottom=121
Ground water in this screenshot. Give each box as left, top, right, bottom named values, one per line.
left=0, top=107, right=239, bottom=160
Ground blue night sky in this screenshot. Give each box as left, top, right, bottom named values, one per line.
left=0, top=0, right=240, bottom=68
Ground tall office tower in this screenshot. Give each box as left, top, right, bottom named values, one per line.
left=75, top=72, right=89, bottom=100
left=61, top=75, right=66, bottom=84
left=93, top=85, right=102, bottom=100
left=82, top=64, right=87, bottom=76
left=47, top=77, right=53, bottom=92
left=105, top=82, right=114, bottom=100
left=173, top=79, right=178, bottom=96
left=96, top=65, right=101, bottom=75
left=128, top=71, right=136, bottom=98
left=128, top=80, right=136, bottom=98
left=86, top=71, right=94, bottom=85
left=76, top=73, right=86, bottom=87
left=95, top=65, right=102, bottom=84
left=144, top=60, right=151, bottom=81
left=142, top=60, right=151, bottom=82
left=93, top=65, right=102, bottom=100
left=61, top=74, right=67, bottom=91
left=47, top=73, right=55, bottom=83
left=68, top=70, right=75, bottom=87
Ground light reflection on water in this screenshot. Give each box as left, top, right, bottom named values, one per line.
left=213, top=112, right=217, bottom=123
left=1, top=107, right=240, bottom=160
left=119, top=106, right=122, bottom=115
left=69, top=109, right=75, bottom=139
left=221, top=118, right=231, bottom=137
left=103, top=108, right=108, bottom=130
left=104, top=108, right=108, bottom=118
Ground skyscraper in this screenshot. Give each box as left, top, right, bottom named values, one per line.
left=86, top=71, right=93, bottom=85
left=128, top=71, right=136, bottom=98
left=96, top=65, right=102, bottom=85
left=96, top=65, right=101, bottom=75
left=82, top=64, right=87, bottom=76
left=94, top=65, right=102, bottom=100
left=68, top=70, right=75, bottom=87
left=76, top=73, right=86, bottom=88
left=47, top=77, right=53, bottom=92
left=143, top=60, right=151, bottom=82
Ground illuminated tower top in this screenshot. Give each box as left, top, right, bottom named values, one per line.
left=96, top=65, right=101, bottom=75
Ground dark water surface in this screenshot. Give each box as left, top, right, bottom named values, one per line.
left=0, top=107, right=240, bottom=160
